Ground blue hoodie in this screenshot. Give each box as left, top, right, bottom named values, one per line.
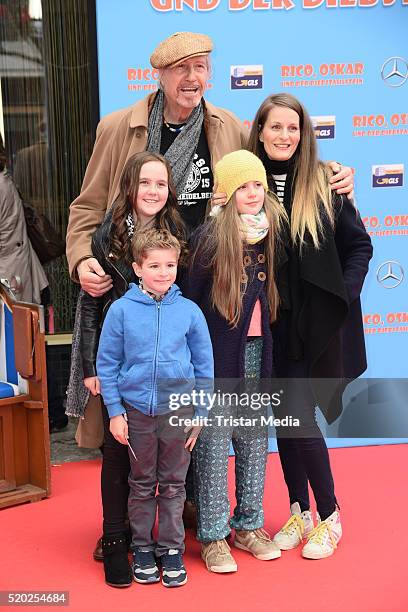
left=96, top=283, right=214, bottom=418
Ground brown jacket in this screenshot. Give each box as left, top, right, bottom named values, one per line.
left=66, top=93, right=247, bottom=279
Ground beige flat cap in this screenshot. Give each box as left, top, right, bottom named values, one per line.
left=150, top=32, right=213, bottom=69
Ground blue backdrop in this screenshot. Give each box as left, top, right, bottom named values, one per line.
left=95, top=0, right=408, bottom=445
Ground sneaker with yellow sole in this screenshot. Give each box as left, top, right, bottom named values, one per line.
left=273, top=502, right=314, bottom=550
left=301, top=509, right=342, bottom=559
left=234, top=528, right=281, bottom=560
left=201, top=539, right=238, bottom=573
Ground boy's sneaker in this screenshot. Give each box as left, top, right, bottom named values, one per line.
left=302, top=509, right=342, bottom=559
left=234, top=528, right=281, bottom=560
left=201, top=538, right=238, bottom=573
left=132, top=548, right=160, bottom=584
left=273, top=502, right=314, bottom=550
left=160, top=549, right=187, bottom=587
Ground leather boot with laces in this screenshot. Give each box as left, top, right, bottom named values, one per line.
left=273, top=502, right=314, bottom=550
left=201, top=538, right=238, bottom=573
left=234, top=528, right=281, bottom=560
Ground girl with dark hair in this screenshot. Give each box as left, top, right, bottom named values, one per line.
left=67, top=151, right=187, bottom=587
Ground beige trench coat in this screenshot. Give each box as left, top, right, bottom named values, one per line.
left=0, top=171, right=48, bottom=304
left=66, top=93, right=247, bottom=447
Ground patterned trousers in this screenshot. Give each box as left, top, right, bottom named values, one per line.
left=194, top=338, right=269, bottom=542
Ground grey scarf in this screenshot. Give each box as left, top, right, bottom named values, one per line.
left=146, top=89, right=204, bottom=197
left=65, top=289, right=90, bottom=418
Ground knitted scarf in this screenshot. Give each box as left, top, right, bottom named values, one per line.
left=240, top=208, right=269, bottom=244
left=146, top=89, right=204, bottom=197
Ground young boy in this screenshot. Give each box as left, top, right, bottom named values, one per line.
left=96, top=229, right=213, bottom=587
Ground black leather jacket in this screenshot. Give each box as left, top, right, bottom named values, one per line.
left=80, top=209, right=135, bottom=378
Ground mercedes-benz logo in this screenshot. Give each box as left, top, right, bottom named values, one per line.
left=376, top=261, right=404, bottom=289
left=381, top=57, right=408, bottom=87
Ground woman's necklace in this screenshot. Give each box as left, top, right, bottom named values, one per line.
left=163, top=118, right=186, bottom=133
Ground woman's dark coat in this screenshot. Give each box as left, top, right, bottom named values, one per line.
left=274, top=195, right=373, bottom=423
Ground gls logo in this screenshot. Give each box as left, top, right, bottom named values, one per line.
left=231, top=65, right=263, bottom=90
left=311, top=116, right=335, bottom=139
left=372, top=164, right=404, bottom=188
left=381, top=57, right=408, bottom=88
left=376, top=261, right=404, bottom=289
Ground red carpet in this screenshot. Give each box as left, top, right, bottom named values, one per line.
left=1, top=445, right=407, bottom=611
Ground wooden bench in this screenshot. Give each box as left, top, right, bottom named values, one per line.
left=0, top=282, right=51, bottom=509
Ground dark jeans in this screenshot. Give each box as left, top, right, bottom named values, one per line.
left=274, top=361, right=337, bottom=521
left=126, top=406, right=192, bottom=556
left=101, top=403, right=130, bottom=537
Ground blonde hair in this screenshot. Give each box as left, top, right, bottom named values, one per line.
left=195, top=192, right=285, bottom=328
left=247, top=93, right=335, bottom=249
left=132, top=228, right=181, bottom=265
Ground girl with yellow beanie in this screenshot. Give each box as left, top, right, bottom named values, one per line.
left=180, top=149, right=285, bottom=573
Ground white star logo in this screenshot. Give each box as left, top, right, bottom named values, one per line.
left=381, top=57, right=408, bottom=87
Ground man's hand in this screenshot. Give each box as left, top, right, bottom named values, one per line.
left=328, top=162, right=354, bottom=199
left=211, top=191, right=228, bottom=207
left=109, top=414, right=128, bottom=445
left=83, top=376, right=100, bottom=396
left=77, top=257, right=113, bottom=297
left=184, top=424, right=203, bottom=451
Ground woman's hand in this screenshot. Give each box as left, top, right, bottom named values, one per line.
left=184, top=424, right=202, bottom=451
left=328, top=162, right=354, bottom=199
left=109, top=414, right=129, bottom=445
left=77, top=257, right=113, bottom=297
left=83, top=376, right=100, bottom=396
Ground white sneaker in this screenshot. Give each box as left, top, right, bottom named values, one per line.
left=273, top=502, right=314, bottom=550
left=302, top=509, right=342, bottom=559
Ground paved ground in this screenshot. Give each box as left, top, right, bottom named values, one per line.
left=50, top=417, right=101, bottom=464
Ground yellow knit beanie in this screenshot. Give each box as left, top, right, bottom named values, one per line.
left=214, top=150, right=268, bottom=203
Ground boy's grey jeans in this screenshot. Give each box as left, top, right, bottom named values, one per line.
left=125, top=404, right=193, bottom=556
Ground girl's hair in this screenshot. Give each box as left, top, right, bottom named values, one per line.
left=196, top=191, right=284, bottom=328
left=110, top=151, right=187, bottom=263
left=0, top=134, right=6, bottom=172
left=247, top=93, right=334, bottom=249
